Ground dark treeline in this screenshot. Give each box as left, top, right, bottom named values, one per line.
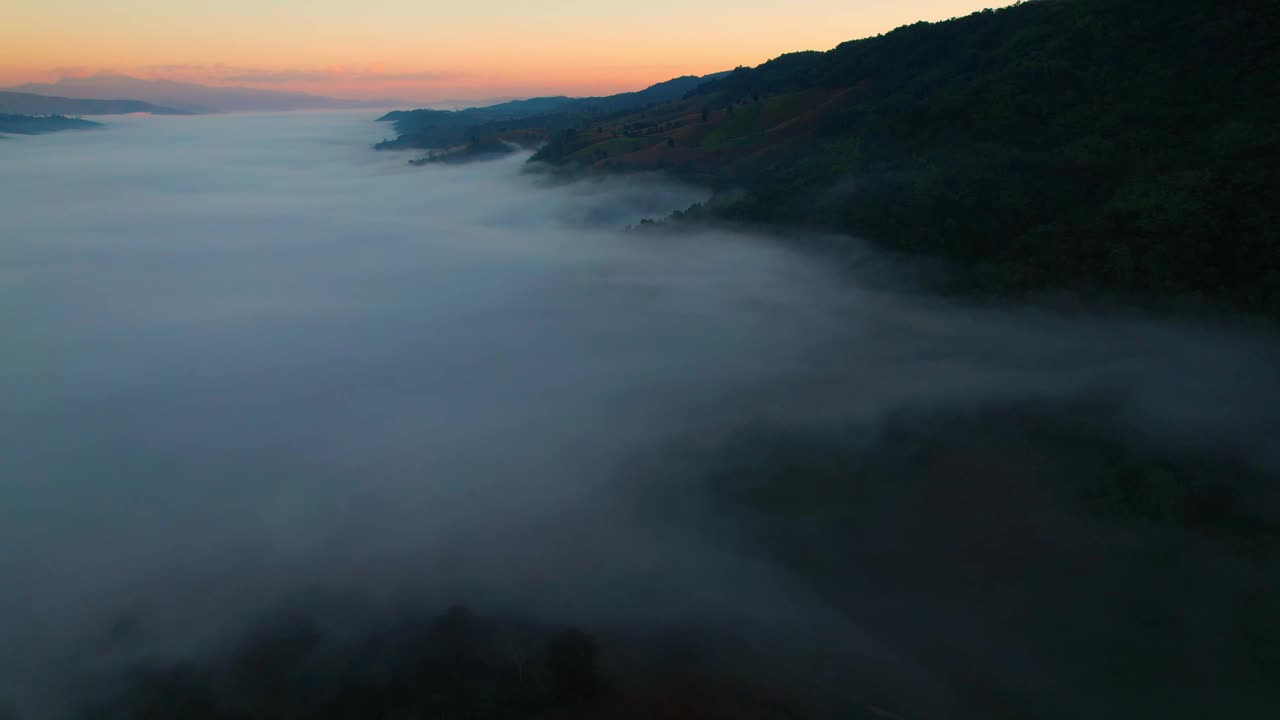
left=65, top=605, right=606, bottom=720
left=56, top=602, right=803, bottom=720
left=0, top=113, right=103, bottom=135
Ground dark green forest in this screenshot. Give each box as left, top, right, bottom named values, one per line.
left=530, top=0, right=1280, bottom=319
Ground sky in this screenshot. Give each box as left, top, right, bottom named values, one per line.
left=2, top=1, right=1003, bottom=102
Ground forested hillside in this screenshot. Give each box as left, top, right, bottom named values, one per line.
left=0, top=113, right=103, bottom=135
left=532, top=0, right=1279, bottom=318
left=374, top=73, right=728, bottom=151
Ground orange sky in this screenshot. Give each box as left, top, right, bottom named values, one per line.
left=2, top=1, right=1004, bottom=101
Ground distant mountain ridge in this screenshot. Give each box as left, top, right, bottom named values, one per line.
left=0, top=91, right=186, bottom=116
left=378, top=96, right=575, bottom=128
left=375, top=72, right=730, bottom=151
left=8, top=74, right=403, bottom=113
left=0, top=113, right=104, bottom=135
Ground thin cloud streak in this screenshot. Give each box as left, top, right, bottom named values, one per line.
left=136, top=63, right=462, bottom=85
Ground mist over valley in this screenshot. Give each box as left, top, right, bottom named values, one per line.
left=2, top=60, right=1278, bottom=719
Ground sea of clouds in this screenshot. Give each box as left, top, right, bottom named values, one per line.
left=1, top=112, right=1276, bottom=717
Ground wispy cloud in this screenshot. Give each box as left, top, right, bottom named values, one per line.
left=137, top=64, right=460, bottom=84
left=143, top=63, right=215, bottom=74
left=50, top=66, right=104, bottom=78
left=228, top=68, right=457, bottom=83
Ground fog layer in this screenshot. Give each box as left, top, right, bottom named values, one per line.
left=1, top=113, right=1277, bottom=718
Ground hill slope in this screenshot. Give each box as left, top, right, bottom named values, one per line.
left=0, top=91, right=186, bottom=116
left=9, top=75, right=396, bottom=113
left=375, top=73, right=729, bottom=151
left=531, top=0, right=1280, bottom=318
left=0, top=113, right=104, bottom=135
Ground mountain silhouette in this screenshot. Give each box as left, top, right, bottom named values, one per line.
left=8, top=74, right=404, bottom=113
left=0, top=91, right=187, bottom=116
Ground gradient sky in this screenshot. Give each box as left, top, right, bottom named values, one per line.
left=3, top=1, right=1003, bottom=101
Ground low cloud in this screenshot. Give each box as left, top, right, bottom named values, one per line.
left=47, top=66, right=105, bottom=78
left=141, top=63, right=217, bottom=74
left=0, top=113, right=1276, bottom=719
left=136, top=63, right=460, bottom=84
